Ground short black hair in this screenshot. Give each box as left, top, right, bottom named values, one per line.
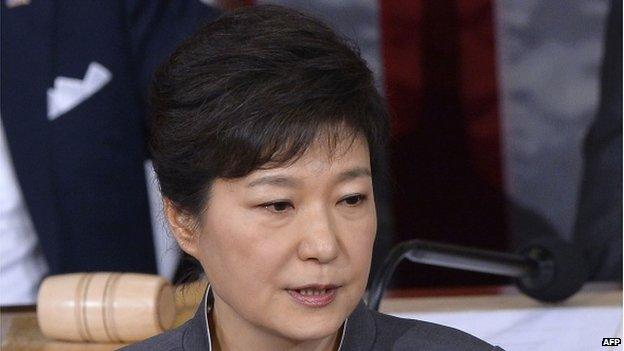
left=150, top=4, right=389, bottom=216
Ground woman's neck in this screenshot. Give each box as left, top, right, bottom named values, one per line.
left=208, top=297, right=343, bottom=351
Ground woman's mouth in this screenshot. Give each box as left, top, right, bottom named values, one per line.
left=286, top=285, right=339, bottom=307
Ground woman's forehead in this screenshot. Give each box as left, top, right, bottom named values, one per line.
left=218, top=136, right=371, bottom=191
left=256, top=135, right=370, bottom=176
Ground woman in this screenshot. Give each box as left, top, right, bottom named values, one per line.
left=123, top=5, right=503, bottom=351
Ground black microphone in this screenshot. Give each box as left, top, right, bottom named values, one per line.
left=366, top=236, right=589, bottom=311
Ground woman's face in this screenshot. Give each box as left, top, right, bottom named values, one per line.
left=184, top=134, right=376, bottom=342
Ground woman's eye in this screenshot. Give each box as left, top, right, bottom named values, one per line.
left=262, top=201, right=293, bottom=213
left=341, top=194, right=366, bottom=206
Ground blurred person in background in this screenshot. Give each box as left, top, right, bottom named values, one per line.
left=0, top=0, right=219, bottom=306
left=573, top=0, right=622, bottom=281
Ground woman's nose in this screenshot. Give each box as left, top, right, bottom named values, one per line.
left=296, top=206, right=340, bottom=264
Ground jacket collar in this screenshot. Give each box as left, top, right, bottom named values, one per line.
left=340, top=299, right=376, bottom=350
left=182, top=285, right=375, bottom=350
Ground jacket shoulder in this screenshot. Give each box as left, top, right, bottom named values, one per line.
left=116, top=321, right=189, bottom=351
left=370, top=311, right=503, bottom=351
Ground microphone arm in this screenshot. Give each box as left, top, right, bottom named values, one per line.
left=366, top=237, right=587, bottom=311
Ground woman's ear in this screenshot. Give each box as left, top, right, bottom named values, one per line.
left=163, top=198, right=200, bottom=257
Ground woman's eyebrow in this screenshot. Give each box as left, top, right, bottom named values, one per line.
left=334, top=166, right=371, bottom=184
left=247, top=175, right=299, bottom=188
left=246, top=167, right=371, bottom=188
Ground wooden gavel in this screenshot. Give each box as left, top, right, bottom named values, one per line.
left=37, top=272, right=176, bottom=343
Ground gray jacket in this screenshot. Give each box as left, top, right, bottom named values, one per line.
left=120, top=287, right=504, bottom=351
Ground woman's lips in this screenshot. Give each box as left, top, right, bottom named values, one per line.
left=286, top=287, right=338, bottom=307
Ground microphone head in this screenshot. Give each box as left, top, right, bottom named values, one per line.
left=515, top=236, right=588, bottom=303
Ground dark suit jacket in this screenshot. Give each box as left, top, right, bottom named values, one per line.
left=121, top=289, right=504, bottom=351
left=1, top=1, right=219, bottom=275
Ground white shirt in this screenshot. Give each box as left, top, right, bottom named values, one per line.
left=0, top=118, right=49, bottom=306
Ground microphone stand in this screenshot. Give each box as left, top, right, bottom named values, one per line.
left=366, top=238, right=587, bottom=311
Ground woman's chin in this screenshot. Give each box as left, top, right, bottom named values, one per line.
left=277, top=317, right=344, bottom=342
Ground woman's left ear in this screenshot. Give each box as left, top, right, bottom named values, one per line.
left=163, top=198, right=200, bottom=257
